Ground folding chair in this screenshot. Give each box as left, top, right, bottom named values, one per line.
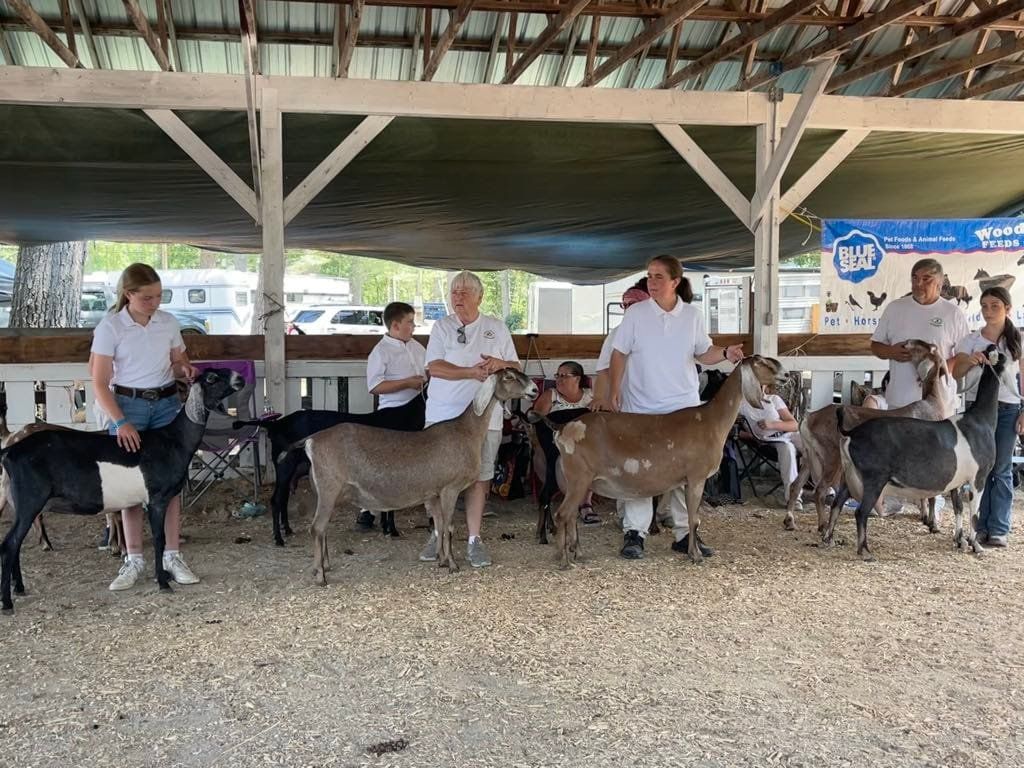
left=183, top=360, right=265, bottom=509
left=731, top=416, right=783, bottom=502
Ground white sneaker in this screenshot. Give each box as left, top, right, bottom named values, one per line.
left=162, top=553, right=200, bottom=585
left=109, top=558, right=145, bottom=591
left=419, top=531, right=439, bottom=562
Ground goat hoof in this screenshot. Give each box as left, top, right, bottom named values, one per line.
left=783, top=517, right=796, bottom=531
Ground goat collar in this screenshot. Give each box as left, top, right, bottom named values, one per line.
left=472, top=374, right=498, bottom=416
left=185, top=383, right=207, bottom=424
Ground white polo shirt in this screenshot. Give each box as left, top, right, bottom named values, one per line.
left=612, top=297, right=712, bottom=414
left=871, top=295, right=969, bottom=408
left=955, top=331, right=1022, bottom=405
left=425, top=312, right=519, bottom=430
left=366, top=334, right=427, bottom=409
left=740, top=394, right=791, bottom=441
left=91, top=308, right=184, bottom=389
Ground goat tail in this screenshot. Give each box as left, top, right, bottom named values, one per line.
left=275, top=437, right=310, bottom=466
left=836, top=406, right=853, bottom=437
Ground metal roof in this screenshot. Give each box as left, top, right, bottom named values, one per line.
left=1, top=0, right=1022, bottom=99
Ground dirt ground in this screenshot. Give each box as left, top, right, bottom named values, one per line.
left=1, top=481, right=1022, bottom=768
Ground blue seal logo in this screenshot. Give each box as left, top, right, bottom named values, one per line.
left=833, top=229, right=885, bottom=284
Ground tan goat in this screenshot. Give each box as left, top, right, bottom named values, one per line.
left=785, top=339, right=956, bottom=532
left=543, top=356, right=787, bottom=568
left=303, top=369, right=538, bottom=582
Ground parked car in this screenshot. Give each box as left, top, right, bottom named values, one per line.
left=79, top=289, right=209, bottom=334
left=287, top=305, right=385, bottom=335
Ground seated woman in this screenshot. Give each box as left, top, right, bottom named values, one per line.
left=530, top=361, right=598, bottom=525
left=738, top=386, right=803, bottom=510
left=862, top=372, right=891, bottom=411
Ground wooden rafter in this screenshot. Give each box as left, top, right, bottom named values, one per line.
left=585, top=14, right=601, bottom=79
left=163, top=0, right=182, bottom=71
left=121, top=0, right=172, bottom=71
left=887, top=35, right=1024, bottom=96
left=70, top=0, right=102, bottom=68
left=423, top=7, right=432, bottom=70
left=0, top=24, right=14, bottom=66
left=501, top=0, right=594, bottom=84
left=239, top=0, right=262, bottom=212
left=58, top=0, right=77, bottom=56
left=891, top=25, right=917, bottom=86
left=739, top=0, right=935, bottom=91
left=409, top=8, right=423, bottom=78
left=240, top=0, right=259, bottom=74
left=580, top=0, right=706, bottom=86
left=332, top=4, right=346, bottom=76
left=740, top=0, right=765, bottom=80
left=156, top=0, right=167, bottom=55
left=555, top=15, right=585, bottom=86
left=961, top=27, right=994, bottom=90
left=664, top=21, right=681, bottom=79
left=956, top=66, right=1024, bottom=99
left=8, top=0, right=82, bottom=68
left=482, top=11, right=506, bottom=83
left=826, top=0, right=1024, bottom=92
left=337, top=0, right=365, bottom=77
left=658, top=0, right=818, bottom=89
left=422, top=0, right=475, bottom=81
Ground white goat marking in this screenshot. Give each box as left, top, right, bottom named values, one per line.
left=695, top=412, right=702, bottom=422
left=642, top=459, right=652, bottom=469
left=555, top=421, right=587, bottom=455
left=610, top=467, right=622, bottom=476
left=623, top=458, right=641, bottom=474
left=667, top=441, right=674, bottom=450
left=98, top=463, right=149, bottom=511
left=185, top=384, right=206, bottom=424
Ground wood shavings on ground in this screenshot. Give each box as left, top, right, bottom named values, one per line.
left=0, top=479, right=1022, bottom=767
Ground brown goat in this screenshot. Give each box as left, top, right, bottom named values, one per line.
left=543, top=356, right=788, bottom=568
left=785, top=340, right=955, bottom=532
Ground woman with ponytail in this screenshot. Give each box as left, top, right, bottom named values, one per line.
left=953, top=286, right=1024, bottom=547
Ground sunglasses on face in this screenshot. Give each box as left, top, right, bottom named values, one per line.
left=457, top=325, right=467, bottom=344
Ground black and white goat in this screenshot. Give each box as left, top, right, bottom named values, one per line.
left=822, top=347, right=1007, bottom=560
left=0, top=369, right=243, bottom=611
left=235, top=399, right=425, bottom=546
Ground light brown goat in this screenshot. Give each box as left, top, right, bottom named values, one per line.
left=785, top=340, right=956, bottom=532
left=303, top=369, right=538, bottom=582
left=544, top=356, right=787, bottom=568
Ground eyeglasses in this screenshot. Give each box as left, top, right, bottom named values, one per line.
left=457, top=325, right=467, bottom=344
left=554, top=373, right=580, bottom=379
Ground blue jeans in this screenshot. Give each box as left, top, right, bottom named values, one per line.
left=978, top=403, right=1021, bottom=537
left=108, top=392, right=181, bottom=434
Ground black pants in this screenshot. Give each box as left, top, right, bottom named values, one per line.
left=536, top=408, right=590, bottom=507
left=371, top=394, right=426, bottom=431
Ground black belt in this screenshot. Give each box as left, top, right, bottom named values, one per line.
left=113, top=383, right=179, bottom=401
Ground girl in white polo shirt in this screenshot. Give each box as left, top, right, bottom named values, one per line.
left=609, top=255, right=743, bottom=560
left=91, top=263, right=200, bottom=592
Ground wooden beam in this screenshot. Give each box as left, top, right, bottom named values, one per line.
left=960, top=27, right=994, bottom=90
left=409, top=8, right=423, bottom=79
left=891, top=26, right=917, bottom=86
left=778, top=128, right=869, bottom=213
left=659, top=0, right=817, bottom=89
left=143, top=108, right=259, bottom=222
left=664, top=21, right=681, bottom=79
left=740, top=0, right=935, bottom=91
left=740, top=0, right=765, bottom=81
left=482, top=11, right=506, bottom=83
left=422, top=0, right=475, bottom=81
left=956, top=66, right=1024, bottom=99
left=162, top=0, right=182, bottom=71
left=121, top=0, right=172, bottom=70
left=337, top=0, right=365, bottom=77
left=654, top=123, right=751, bottom=229
left=501, top=0, right=594, bottom=84
left=259, top=88, right=287, bottom=416
left=623, top=37, right=651, bottom=88
left=282, top=115, right=394, bottom=226
left=0, top=24, right=16, bottom=66
left=887, top=36, right=1024, bottom=96
left=585, top=14, right=601, bottom=79
left=506, top=12, right=518, bottom=76
left=331, top=3, right=346, bottom=76
left=7, top=67, right=1024, bottom=134
left=750, top=56, right=837, bottom=229
left=752, top=110, right=780, bottom=357
left=580, top=0, right=706, bottom=86
left=554, top=16, right=585, bottom=86
left=423, top=7, right=432, bottom=71
left=156, top=0, right=167, bottom=56
left=827, top=0, right=1024, bottom=92
left=240, top=0, right=259, bottom=74
left=7, top=0, right=82, bottom=68
left=58, top=0, right=77, bottom=57
left=239, top=0, right=262, bottom=216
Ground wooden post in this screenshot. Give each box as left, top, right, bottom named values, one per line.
left=752, top=105, right=780, bottom=358
left=259, top=88, right=286, bottom=416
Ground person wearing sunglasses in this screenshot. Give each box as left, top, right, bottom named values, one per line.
left=530, top=361, right=597, bottom=525
left=609, top=255, right=743, bottom=561
left=419, top=271, right=520, bottom=568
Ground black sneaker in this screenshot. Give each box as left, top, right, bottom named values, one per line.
left=672, top=531, right=715, bottom=557
left=355, top=510, right=376, bottom=530
left=620, top=530, right=645, bottom=560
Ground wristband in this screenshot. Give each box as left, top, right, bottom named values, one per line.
left=112, top=418, right=128, bottom=430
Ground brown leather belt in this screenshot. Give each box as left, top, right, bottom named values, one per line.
left=113, top=383, right=179, bottom=401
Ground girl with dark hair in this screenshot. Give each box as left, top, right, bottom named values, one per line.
left=953, top=286, right=1023, bottom=547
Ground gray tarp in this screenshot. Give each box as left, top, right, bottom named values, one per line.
left=1, top=106, right=1023, bottom=282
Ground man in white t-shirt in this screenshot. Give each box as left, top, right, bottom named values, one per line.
left=870, top=258, right=970, bottom=409
left=420, top=271, right=520, bottom=569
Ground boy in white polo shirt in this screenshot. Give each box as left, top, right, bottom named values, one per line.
left=358, top=302, right=428, bottom=530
